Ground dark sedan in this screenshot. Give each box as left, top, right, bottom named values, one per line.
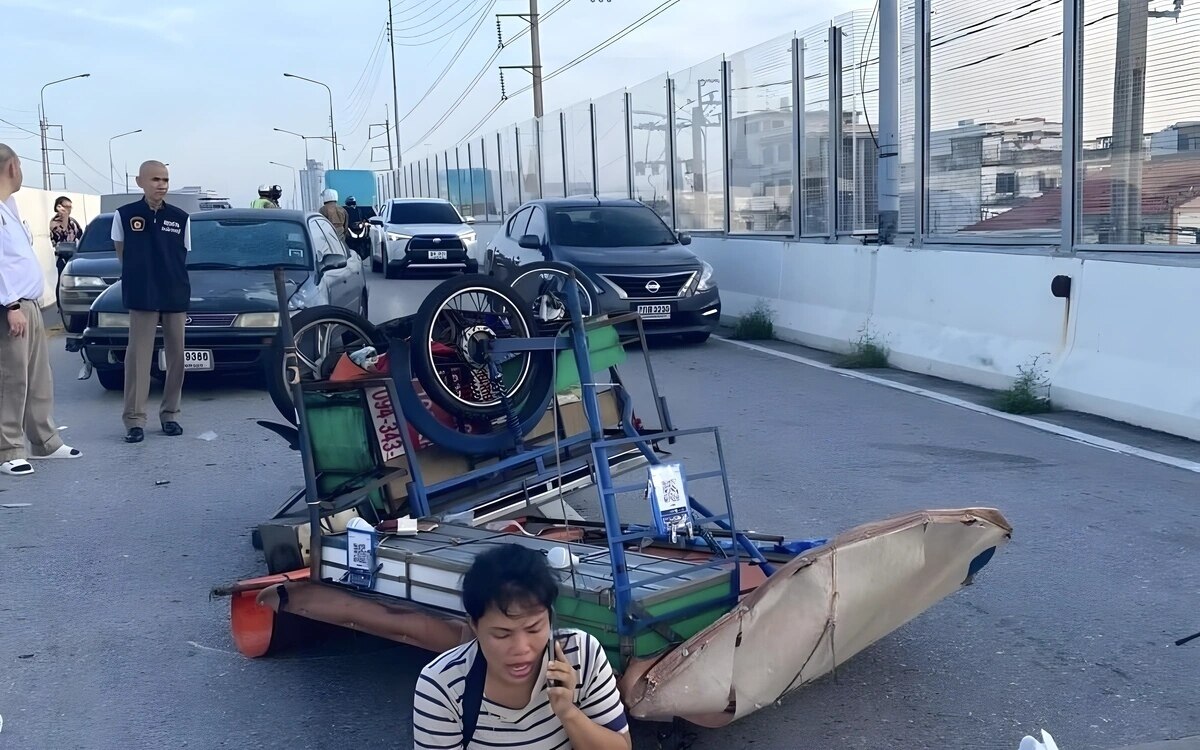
left=485, top=198, right=720, bottom=342
left=80, top=209, right=368, bottom=390
left=56, top=212, right=120, bottom=333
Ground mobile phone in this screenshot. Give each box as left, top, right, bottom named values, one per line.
left=546, top=607, right=560, bottom=688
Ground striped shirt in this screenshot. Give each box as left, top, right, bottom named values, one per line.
left=413, top=628, right=629, bottom=749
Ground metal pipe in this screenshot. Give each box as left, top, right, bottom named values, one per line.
left=108, top=129, right=142, bottom=194
left=284, top=73, right=338, bottom=170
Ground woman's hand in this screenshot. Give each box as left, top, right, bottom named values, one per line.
left=546, top=640, right=578, bottom=719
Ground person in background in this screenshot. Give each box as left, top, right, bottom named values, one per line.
left=251, top=184, right=277, bottom=209
left=111, top=160, right=191, bottom=444
left=412, top=544, right=632, bottom=750
left=0, top=143, right=82, bottom=476
left=49, top=195, right=83, bottom=270
left=268, top=184, right=283, bottom=208
left=318, top=188, right=347, bottom=241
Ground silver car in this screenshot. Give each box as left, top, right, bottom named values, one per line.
left=368, top=198, right=479, bottom=279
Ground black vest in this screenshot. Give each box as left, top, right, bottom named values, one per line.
left=117, top=199, right=191, bottom=312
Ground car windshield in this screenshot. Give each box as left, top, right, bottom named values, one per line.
left=76, top=216, right=115, bottom=253
left=389, top=201, right=462, bottom=225
left=548, top=206, right=677, bottom=248
left=187, top=218, right=311, bottom=269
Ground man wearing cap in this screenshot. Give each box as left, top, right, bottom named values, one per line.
left=0, top=143, right=82, bottom=476
left=111, top=160, right=191, bottom=443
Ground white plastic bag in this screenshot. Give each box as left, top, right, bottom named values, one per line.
left=1019, top=730, right=1060, bottom=750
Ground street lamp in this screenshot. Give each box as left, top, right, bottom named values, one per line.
left=40, top=73, right=90, bottom=190
left=283, top=73, right=338, bottom=169
left=108, top=129, right=142, bottom=193
left=268, top=161, right=298, bottom=209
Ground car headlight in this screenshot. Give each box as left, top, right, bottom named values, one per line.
left=387, top=232, right=411, bottom=242
left=97, top=312, right=130, bottom=328
left=234, top=312, right=280, bottom=328
left=696, top=261, right=716, bottom=291
left=459, top=231, right=477, bottom=243
left=62, top=274, right=106, bottom=289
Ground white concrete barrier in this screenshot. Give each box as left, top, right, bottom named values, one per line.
left=691, top=235, right=1200, bottom=442
left=12, top=186, right=103, bottom=309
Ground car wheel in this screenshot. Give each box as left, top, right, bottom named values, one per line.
left=266, top=306, right=388, bottom=424
left=97, top=369, right=124, bottom=391
left=680, top=331, right=711, bottom=345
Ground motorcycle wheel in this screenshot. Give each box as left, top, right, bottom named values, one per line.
left=410, top=274, right=551, bottom=420
left=266, top=306, right=388, bottom=424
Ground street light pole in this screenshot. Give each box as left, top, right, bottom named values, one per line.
left=269, top=161, right=298, bottom=209
left=283, top=73, right=339, bottom=170
left=108, top=129, right=143, bottom=193
left=40, top=73, right=90, bottom=190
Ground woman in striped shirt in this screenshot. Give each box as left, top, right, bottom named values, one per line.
left=412, top=544, right=632, bottom=750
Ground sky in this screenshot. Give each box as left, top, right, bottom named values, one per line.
left=0, top=0, right=861, bottom=208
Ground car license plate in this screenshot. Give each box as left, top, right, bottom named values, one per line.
left=428, top=250, right=448, bottom=260
left=637, top=304, right=672, bottom=321
left=159, top=349, right=214, bottom=371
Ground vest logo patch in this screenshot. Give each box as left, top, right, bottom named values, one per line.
left=161, top=219, right=182, bottom=235
left=131, top=217, right=145, bottom=232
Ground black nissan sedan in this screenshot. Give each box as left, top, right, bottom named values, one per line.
left=484, top=198, right=720, bottom=343
left=80, top=209, right=368, bottom=390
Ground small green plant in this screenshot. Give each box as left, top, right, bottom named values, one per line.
left=996, top=354, right=1053, bottom=414
left=837, top=325, right=890, bottom=369
left=732, top=299, right=775, bottom=340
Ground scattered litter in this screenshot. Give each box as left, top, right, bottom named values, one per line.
left=196, top=431, right=218, bottom=442
left=1, top=504, right=32, bottom=509
left=1, top=713, right=4, bottom=733
left=17, top=654, right=34, bottom=659
left=155, top=480, right=171, bottom=486
left=77, top=360, right=93, bottom=380
left=58, top=425, right=68, bottom=431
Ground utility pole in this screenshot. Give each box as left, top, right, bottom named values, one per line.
left=369, top=108, right=395, bottom=170
left=1109, top=0, right=1182, bottom=244
left=498, top=0, right=545, bottom=119
left=387, top=0, right=403, bottom=170
left=530, top=0, right=544, bottom=118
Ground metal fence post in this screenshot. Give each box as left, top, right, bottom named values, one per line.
left=666, top=76, right=678, bottom=230
left=589, top=102, right=599, bottom=198
left=515, top=126, right=525, bottom=204
left=558, top=111, right=568, bottom=197
left=791, top=35, right=804, bottom=239
left=915, top=0, right=929, bottom=243
left=624, top=92, right=635, bottom=199
left=1061, top=0, right=1080, bottom=253
left=828, top=25, right=843, bottom=240
left=496, top=131, right=505, bottom=216
left=721, top=58, right=732, bottom=235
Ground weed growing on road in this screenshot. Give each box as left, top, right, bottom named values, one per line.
left=733, top=299, right=775, bottom=340
left=837, top=324, right=890, bottom=369
left=996, top=355, right=1053, bottom=414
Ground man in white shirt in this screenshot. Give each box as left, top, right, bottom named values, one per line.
left=0, top=144, right=81, bottom=476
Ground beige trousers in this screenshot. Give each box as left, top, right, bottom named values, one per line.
left=0, top=299, right=64, bottom=462
left=124, top=310, right=186, bottom=429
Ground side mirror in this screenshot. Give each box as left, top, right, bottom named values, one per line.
left=54, top=241, right=78, bottom=260
left=677, top=232, right=692, bottom=246
left=319, top=253, right=348, bottom=274
left=368, top=216, right=384, bottom=226
left=464, top=216, right=476, bottom=225
left=518, top=234, right=543, bottom=250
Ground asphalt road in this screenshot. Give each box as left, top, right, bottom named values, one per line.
left=0, top=272, right=1196, bottom=750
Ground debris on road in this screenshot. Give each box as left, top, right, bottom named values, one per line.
left=196, top=431, right=218, bottom=442
left=1, top=503, right=32, bottom=509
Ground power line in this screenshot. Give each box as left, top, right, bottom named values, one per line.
left=392, top=0, right=488, bottom=43
left=345, top=25, right=388, bottom=114
left=393, top=0, right=484, bottom=35
left=0, top=117, right=40, bottom=138
left=392, top=0, right=449, bottom=25
left=399, top=0, right=497, bottom=125
left=406, top=47, right=505, bottom=150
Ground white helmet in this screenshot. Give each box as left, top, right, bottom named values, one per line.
left=321, top=188, right=339, bottom=204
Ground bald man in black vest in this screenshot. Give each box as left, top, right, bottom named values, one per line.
left=111, top=160, right=191, bottom=444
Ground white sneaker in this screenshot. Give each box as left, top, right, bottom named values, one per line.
left=0, top=459, right=34, bottom=476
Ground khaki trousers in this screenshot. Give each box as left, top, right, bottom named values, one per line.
left=0, top=299, right=64, bottom=462
left=124, top=310, right=186, bottom=429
